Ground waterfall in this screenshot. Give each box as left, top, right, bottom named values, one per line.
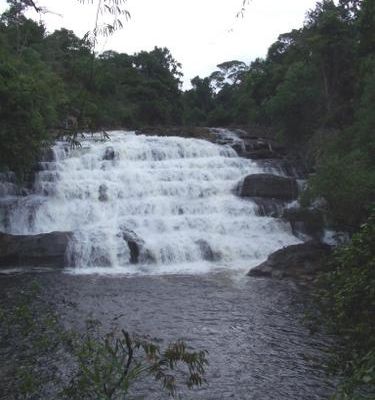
left=1, top=131, right=300, bottom=274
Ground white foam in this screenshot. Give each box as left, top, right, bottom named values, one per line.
left=5, top=131, right=300, bottom=274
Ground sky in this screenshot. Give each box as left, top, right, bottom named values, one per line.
left=0, top=0, right=319, bottom=88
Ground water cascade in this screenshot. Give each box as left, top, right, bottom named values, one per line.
left=1, top=131, right=300, bottom=274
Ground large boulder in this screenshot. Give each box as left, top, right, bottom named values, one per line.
left=239, top=174, right=298, bottom=201
left=247, top=241, right=331, bottom=280
left=0, top=231, right=73, bottom=268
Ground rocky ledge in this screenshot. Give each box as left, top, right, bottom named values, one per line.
left=135, top=126, right=216, bottom=142
left=239, top=173, right=299, bottom=201
left=248, top=241, right=332, bottom=280
left=0, top=231, right=73, bottom=268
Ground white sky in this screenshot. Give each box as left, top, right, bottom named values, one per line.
left=0, top=0, right=319, bottom=88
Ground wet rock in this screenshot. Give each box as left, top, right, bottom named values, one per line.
left=239, top=174, right=298, bottom=201
left=196, top=239, right=221, bottom=262
left=256, top=159, right=309, bottom=179
left=230, top=142, right=244, bottom=154
left=245, top=149, right=283, bottom=159
left=0, top=231, right=73, bottom=268
left=40, top=147, right=55, bottom=162
left=103, top=146, right=116, bottom=161
left=136, top=127, right=215, bottom=142
left=98, top=184, right=109, bottom=202
left=282, top=207, right=325, bottom=240
left=119, top=228, right=155, bottom=264
left=252, top=197, right=286, bottom=218
left=0, top=182, right=19, bottom=197
left=229, top=137, right=287, bottom=159
left=0, top=199, right=14, bottom=230
left=248, top=241, right=331, bottom=280
left=0, top=172, right=17, bottom=184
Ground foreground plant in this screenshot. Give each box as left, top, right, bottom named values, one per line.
left=313, top=212, right=375, bottom=399
left=64, top=327, right=208, bottom=399
left=0, top=283, right=208, bottom=399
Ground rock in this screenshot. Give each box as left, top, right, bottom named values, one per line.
left=120, top=229, right=141, bottom=263
left=256, top=159, right=309, bottom=179
left=0, top=231, right=73, bottom=268
left=0, top=199, right=14, bottom=231
left=244, top=149, right=283, bottom=159
left=103, top=146, right=116, bottom=161
left=196, top=239, right=221, bottom=261
left=98, top=184, right=109, bottom=202
left=282, top=207, right=325, bottom=240
left=252, top=197, right=286, bottom=218
left=136, top=127, right=215, bottom=142
left=119, top=227, right=155, bottom=264
left=39, top=147, right=55, bottom=162
left=248, top=241, right=331, bottom=280
left=227, top=136, right=287, bottom=159
left=239, top=174, right=298, bottom=201
left=230, top=143, right=244, bottom=154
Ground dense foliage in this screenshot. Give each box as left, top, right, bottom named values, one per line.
left=314, top=212, right=375, bottom=399
left=0, top=0, right=183, bottom=176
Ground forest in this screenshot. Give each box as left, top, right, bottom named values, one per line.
left=0, top=0, right=374, bottom=398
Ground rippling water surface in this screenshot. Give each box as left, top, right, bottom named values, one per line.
left=0, top=270, right=334, bottom=400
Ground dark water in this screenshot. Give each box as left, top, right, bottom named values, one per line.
left=0, top=270, right=335, bottom=399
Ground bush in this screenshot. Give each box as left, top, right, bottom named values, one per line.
left=314, top=212, right=375, bottom=399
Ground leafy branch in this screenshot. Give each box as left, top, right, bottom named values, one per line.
left=65, top=327, right=208, bottom=399
left=79, top=0, right=130, bottom=43
left=236, top=0, right=251, bottom=18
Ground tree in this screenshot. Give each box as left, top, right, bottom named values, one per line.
left=209, top=60, right=248, bottom=91
left=183, top=76, right=214, bottom=126
left=264, top=61, right=322, bottom=143
left=65, top=329, right=208, bottom=399
left=304, top=0, right=356, bottom=126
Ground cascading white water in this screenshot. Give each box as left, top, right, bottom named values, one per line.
left=2, top=130, right=300, bottom=274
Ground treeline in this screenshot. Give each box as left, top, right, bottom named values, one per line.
left=0, top=1, right=184, bottom=176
